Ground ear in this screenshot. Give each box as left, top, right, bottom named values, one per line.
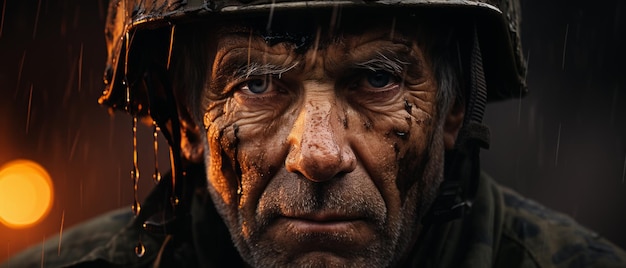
left=180, top=112, right=205, bottom=164
left=443, top=99, right=465, bottom=150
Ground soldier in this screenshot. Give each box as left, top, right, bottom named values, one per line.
left=4, top=0, right=626, bottom=267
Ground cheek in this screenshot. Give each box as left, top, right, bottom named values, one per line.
left=347, top=87, right=436, bottom=205
left=204, top=95, right=295, bottom=212
left=205, top=99, right=240, bottom=208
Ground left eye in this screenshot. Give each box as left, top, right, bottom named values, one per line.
left=366, top=71, right=393, bottom=88
left=242, top=78, right=270, bottom=94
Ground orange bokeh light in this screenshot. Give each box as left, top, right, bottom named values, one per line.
left=0, top=159, right=54, bottom=228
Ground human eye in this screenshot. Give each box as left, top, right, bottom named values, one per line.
left=238, top=75, right=274, bottom=95
left=354, top=70, right=401, bottom=92
left=232, top=74, right=292, bottom=106
left=239, top=78, right=270, bottom=95
left=365, top=71, right=396, bottom=88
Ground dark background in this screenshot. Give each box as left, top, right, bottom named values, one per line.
left=0, top=0, right=624, bottom=263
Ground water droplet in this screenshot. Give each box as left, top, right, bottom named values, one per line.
left=152, top=122, right=161, bottom=184
left=132, top=200, right=141, bottom=215
left=131, top=115, right=140, bottom=215
left=170, top=196, right=179, bottom=207
left=152, top=173, right=161, bottom=184
left=134, top=241, right=145, bottom=258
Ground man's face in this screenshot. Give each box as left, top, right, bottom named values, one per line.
left=200, top=18, right=452, bottom=267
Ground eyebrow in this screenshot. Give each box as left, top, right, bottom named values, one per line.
left=233, top=62, right=300, bottom=80
left=349, top=41, right=420, bottom=78
left=354, top=51, right=410, bottom=75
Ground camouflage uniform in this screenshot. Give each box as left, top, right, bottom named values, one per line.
left=4, top=173, right=625, bottom=267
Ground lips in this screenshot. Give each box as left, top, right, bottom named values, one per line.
left=262, top=212, right=373, bottom=253
left=286, top=211, right=363, bottom=222
left=281, top=212, right=365, bottom=233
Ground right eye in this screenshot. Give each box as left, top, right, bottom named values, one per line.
left=364, top=71, right=395, bottom=89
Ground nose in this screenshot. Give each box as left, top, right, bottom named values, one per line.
left=285, top=86, right=357, bottom=182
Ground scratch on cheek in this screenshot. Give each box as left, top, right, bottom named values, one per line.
left=363, top=119, right=372, bottom=130
left=231, top=124, right=243, bottom=198
left=415, top=117, right=433, bottom=127
left=404, top=98, right=413, bottom=113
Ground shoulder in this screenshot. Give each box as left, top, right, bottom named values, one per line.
left=1, top=208, right=136, bottom=268
left=488, top=177, right=626, bottom=268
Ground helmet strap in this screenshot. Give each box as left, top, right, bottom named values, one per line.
left=423, top=24, right=491, bottom=225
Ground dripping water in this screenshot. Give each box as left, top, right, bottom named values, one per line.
left=13, top=50, right=26, bottom=99
left=57, top=210, right=65, bottom=256
left=134, top=240, right=145, bottom=258
left=32, top=0, right=41, bottom=39
left=131, top=115, right=141, bottom=215
left=266, top=0, right=276, bottom=32
left=123, top=27, right=144, bottom=259
left=167, top=25, right=175, bottom=70
left=78, top=43, right=83, bottom=92
left=131, top=116, right=143, bottom=257
left=168, top=148, right=179, bottom=208
left=171, top=195, right=180, bottom=207
left=152, top=122, right=161, bottom=184
left=26, top=84, right=33, bottom=134
left=247, top=29, right=253, bottom=67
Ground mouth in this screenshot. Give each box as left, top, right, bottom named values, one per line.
left=263, top=212, right=374, bottom=253
left=281, top=212, right=365, bottom=233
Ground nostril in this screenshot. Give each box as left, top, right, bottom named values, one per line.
left=290, top=147, right=356, bottom=182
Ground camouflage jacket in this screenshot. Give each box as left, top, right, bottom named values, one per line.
left=3, top=173, right=626, bottom=267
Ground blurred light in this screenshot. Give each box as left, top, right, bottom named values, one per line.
left=0, top=159, right=54, bottom=228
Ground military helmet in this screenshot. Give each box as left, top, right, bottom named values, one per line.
left=100, top=0, right=527, bottom=117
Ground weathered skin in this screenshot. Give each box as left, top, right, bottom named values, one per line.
left=200, top=22, right=463, bottom=267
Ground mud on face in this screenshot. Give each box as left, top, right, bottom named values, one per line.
left=196, top=12, right=456, bottom=267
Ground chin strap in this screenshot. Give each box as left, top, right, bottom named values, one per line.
left=424, top=25, right=490, bottom=225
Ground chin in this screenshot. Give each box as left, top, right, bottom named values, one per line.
left=248, top=250, right=393, bottom=268
left=287, top=252, right=371, bottom=268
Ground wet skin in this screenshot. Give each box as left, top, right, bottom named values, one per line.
left=200, top=25, right=456, bottom=267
